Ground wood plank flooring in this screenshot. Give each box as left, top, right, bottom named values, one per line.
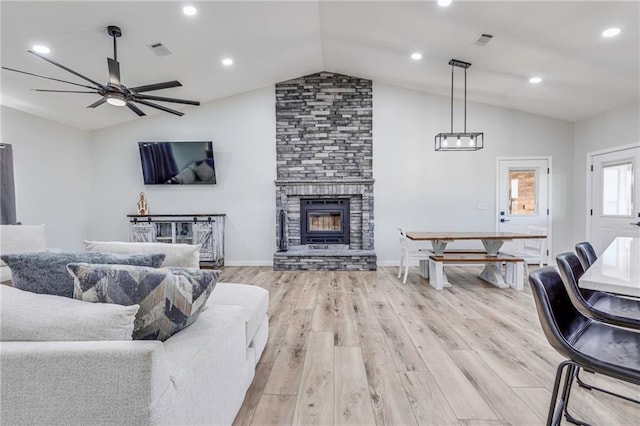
left=222, top=266, right=639, bottom=426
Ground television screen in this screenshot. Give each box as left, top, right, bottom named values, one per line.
left=139, top=141, right=216, bottom=185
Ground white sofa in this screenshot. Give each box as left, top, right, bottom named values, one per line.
left=0, top=282, right=269, bottom=425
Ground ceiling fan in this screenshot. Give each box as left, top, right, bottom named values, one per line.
left=1, top=25, right=199, bottom=117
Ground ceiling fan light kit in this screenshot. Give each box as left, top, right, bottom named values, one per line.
left=1, top=25, right=200, bottom=118
left=434, top=59, right=484, bottom=151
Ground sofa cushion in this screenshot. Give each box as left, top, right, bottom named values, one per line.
left=0, top=284, right=139, bottom=341
left=0, top=252, right=166, bottom=298
left=210, top=283, right=269, bottom=347
left=0, top=224, right=46, bottom=267
left=84, top=240, right=201, bottom=269
left=68, top=263, right=219, bottom=341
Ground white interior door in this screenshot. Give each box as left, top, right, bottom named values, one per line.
left=497, top=158, right=551, bottom=263
left=589, top=146, right=640, bottom=253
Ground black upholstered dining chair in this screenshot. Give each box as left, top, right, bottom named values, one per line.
left=575, top=241, right=598, bottom=270
left=529, top=267, right=640, bottom=425
left=556, top=252, right=640, bottom=330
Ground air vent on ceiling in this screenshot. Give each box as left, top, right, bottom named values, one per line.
left=474, top=33, right=494, bottom=46
left=148, top=43, right=172, bottom=57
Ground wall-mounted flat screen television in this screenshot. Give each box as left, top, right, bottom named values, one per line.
left=139, top=141, right=216, bottom=185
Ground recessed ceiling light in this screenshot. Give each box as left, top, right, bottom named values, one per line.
left=602, top=27, right=621, bottom=38
left=438, top=0, right=452, bottom=6
left=529, top=76, right=542, bottom=84
left=222, top=58, right=233, bottom=66
left=411, top=52, right=423, bottom=61
left=32, top=45, right=50, bottom=54
left=183, top=6, right=197, bottom=16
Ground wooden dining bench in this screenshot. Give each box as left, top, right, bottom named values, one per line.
left=428, top=253, right=525, bottom=290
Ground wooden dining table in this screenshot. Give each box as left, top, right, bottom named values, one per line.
left=406, top=231, right=547, bottom=289
left=579, top=237, right=640, bottom=298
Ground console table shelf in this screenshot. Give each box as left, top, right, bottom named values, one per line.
left=127, top=214, right=225, bottom=267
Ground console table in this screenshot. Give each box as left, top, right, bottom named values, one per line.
left=127, top=214, right=225, bottom=267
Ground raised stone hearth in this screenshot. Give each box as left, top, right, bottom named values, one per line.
left=273, top=72, right=376, bottom=271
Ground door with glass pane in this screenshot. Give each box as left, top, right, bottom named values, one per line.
left=497, top=158, right=551, bottom=263
left=590, top=146, right=640, bottom=253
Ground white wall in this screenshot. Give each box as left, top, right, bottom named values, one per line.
left=3, top=83, right=581, bottom=264
left=373, top=83, right=575, bottom=262
left=571, top=101, right=640, bottom=243
left=0, top=105, right=90, bottom=250
left=87, top=86, right=276, bottom=265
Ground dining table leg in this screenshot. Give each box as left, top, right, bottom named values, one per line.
left=479, top=264, right=509, bottom=288
left=481, top=239, right=505, bottom=255
left=479, top=239, right=509, bottom=288
left=431, top=240, right=448, bottom=255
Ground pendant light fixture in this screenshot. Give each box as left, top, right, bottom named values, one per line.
left=435, top=59, right=484, bottom=151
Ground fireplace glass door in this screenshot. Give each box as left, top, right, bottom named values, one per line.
left=300, top=198, right=350, bottom=244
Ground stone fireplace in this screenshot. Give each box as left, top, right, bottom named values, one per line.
left=273, top=72, right=376, bottom=270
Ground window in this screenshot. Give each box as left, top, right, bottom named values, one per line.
left=602, top=162, right=633, bottom=216
left=508, top=169, right=536, bottom=215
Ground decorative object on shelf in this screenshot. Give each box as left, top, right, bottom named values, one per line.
left=136, top=192, right=148, bottom=215
left=127, top=214, right=225, bottom=267
left=1, top=25, right=200, bottom=117
left=434, top=59, right=484, bottom=151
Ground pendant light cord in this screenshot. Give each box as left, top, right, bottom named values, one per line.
left=450, top=64, right=454, bottom=133
left=464, top=68, right=467, bottom=133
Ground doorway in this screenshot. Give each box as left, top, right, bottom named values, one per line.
left=588, top=144, right=640, bottom=253
left=496, top=157, right=552, bottom=263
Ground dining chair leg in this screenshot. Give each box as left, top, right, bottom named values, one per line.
left=561, top=364, right=590, bottom=426
left=548, top=360, right=588, bottom=426
left=398, top=256, right=403, bottom=279
left=403, top=263, right=409, bottom=284
left=548, top=361, right=569, bottom=426
left=576, top=367, right=640, bottom=404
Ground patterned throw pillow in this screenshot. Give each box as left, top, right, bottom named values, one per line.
left=67, top=263, right=219, bottom=341
left=0, top=252, right=166, bottom=298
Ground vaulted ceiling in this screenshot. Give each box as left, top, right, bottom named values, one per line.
left=1, top=1, right=638, bottom=130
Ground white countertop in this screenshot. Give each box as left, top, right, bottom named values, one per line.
left=579, top=237, right=640, bottom=297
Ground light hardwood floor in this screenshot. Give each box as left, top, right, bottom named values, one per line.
left=221, top=266, right=639, bottom=426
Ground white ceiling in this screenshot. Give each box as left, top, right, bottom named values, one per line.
left=1, top=1, right=638, bottom=130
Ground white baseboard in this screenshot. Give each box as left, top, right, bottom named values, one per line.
left=224, top=260, right=273, bottom=266
left=377, top=260, right=419, bottom=267
left=223, top=260, right=416, bottom=267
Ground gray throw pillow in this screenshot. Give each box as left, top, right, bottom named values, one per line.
left=68, top=263, right=219, bottom=341
left=0, top=252, right=166, bottom=298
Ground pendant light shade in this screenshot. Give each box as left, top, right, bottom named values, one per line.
left=435, top=59, right=484, bottom=151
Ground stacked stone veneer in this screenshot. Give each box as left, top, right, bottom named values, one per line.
left=273, top=72, right=376, bottom=271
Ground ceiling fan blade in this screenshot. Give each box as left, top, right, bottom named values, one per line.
left=129, top=80, right=182, bottom=93
left=2, top=66, right=99, bottom=90
left=87, top=98, right=107, bottom=108
left=33, top=89, right=100, bottom=93
left=28, top=49, right=104, bottom=89
left=133, top=99, right=184, bottom=116
left=126, top=102, right=146, bottom=117
left=134, top=94, right=199, bottom=106
left=107, top=58, right=121, bottom=85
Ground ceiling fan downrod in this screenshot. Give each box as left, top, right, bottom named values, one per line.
left=107, top=25, right=121, bottom=62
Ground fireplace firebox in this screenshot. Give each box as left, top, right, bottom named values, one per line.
left=300, top=198, right=350, bottom=244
